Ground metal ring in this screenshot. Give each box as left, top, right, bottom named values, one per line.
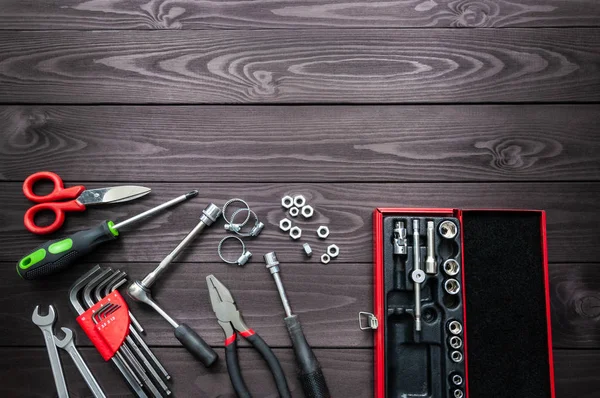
left=230, top=208, right=259, bottom=237
left=222, top=198, right=251, bottom=228
left=217, top=236, right=246, bottom=265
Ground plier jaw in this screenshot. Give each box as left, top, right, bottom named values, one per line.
left=207, top=275, right=252, bottom=341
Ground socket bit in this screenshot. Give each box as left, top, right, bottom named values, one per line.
left=393, top=221, right=407, bottom=256
left=425, top=221, right=437, bottom=274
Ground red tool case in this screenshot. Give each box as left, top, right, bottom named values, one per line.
left=372, top=208, right=554, bottom=398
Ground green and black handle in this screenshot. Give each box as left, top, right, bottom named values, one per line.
left=17, top=221, right=119, bottom=280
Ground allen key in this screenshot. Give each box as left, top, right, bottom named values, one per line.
left=95, top=270, right=144, bottom=333
left=83, top=269, right=163, bottom=398
left=104, top=276, right=172, bottom=381
left=68, top=266, right=148, bottom=398
left=102, top=272, right=172, bottom=394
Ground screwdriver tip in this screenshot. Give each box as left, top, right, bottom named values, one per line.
left=186, top=190, right=199, bottom=199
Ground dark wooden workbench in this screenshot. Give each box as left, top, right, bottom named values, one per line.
left=0, top=1, right=599, bottom=397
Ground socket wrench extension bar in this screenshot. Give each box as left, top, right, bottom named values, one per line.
left=264, top=252, right=331, bottom=398
left=128, top=203, right=222, bottom=368
left=412, top=219, right=423, bottom=332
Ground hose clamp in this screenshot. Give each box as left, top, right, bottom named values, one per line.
left=222, top=198, right=251, bottom=232
left=229, top=208, right=264, bottom=237
left=218, top=236, right=252, bottom=266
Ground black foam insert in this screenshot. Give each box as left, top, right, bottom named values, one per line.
left=462, top=211, right=550, bottom=398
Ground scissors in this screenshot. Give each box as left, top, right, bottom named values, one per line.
left=23, top=171, right=151, bottom=235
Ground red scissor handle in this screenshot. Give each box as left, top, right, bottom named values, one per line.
left=23, top=171, right=86, bottom=203
left=22, top=171, right=86, bottom=234
left=24, top=201, right=86, bottom=234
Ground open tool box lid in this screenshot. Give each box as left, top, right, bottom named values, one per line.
left=372, top=208, right=554, bottom=398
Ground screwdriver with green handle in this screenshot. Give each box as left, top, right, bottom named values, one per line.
left=17, top=190, right=199, bottom=280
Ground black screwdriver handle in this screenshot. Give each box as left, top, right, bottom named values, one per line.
left=175, top=323, right=218, bottom=368
left=16, top=221, right=118, bottom=280
left=285, top=315, right=331, bottom=398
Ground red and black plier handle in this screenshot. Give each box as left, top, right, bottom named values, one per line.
left=225, top=329, right=291, bottom=398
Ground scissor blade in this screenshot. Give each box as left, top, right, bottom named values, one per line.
left=77, top=186, right=151, bottom=205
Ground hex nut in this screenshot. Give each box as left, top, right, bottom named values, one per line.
left=327, top=244, right=339, bottom=258
left=281, top=195, right=294, bottom=209
left=302, top=243, right=313, bottom=257
left=289, top=207, right=300, bottom=217
left=317, top=226, right=330, bottom=239
left=293, top=195, right=306, bottom=208
left=301, top=205, right=314, bottom=219
left=289, top=226, right=302, bottom=240
left=279, top=218, right=292, bottom=232
left=321, top=253, right=331, bottom=264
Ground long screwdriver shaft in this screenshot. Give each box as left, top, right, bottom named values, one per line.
left=264, top=252, right=331, bottom=398
left=114, top=190, right=198, bottom=230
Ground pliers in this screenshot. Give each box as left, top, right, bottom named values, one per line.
left=207, top=275, right=291, bottom=398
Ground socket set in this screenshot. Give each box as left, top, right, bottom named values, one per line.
left=383, top=215, right=465, bottom=398
left=373, top=209, right=555, bottom=398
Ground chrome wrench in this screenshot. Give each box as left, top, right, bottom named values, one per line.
left=32, top=305, right=69, bottom=398
left=54, top=327, right=106, bottom=398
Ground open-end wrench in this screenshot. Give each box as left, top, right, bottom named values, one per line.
left=69, top=266, right=148, bottom=398
left=32, top=305, right=69, bottom=398
left=54, top=327, right=106, bottom=398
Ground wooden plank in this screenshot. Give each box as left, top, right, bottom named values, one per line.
left=1, top=0, right=599, bottom=29
left=2, top=260, right=598, bottom=349
left=0, top=261, right=372, bottom=348
left=0, top=182, right=597, bottom=264
left=2, top=105, right=599, bottom=182
left=550, top=263, right=600, bottom=349
left=0, top=30, right=598, bottom=103
left=0, top=347, right=373, bottom=397
left=0, top=347, right=596, bottom=397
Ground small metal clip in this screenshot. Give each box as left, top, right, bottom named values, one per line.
left=224, top=223, right=242, bottom=233
left=237, top=251, right=252, bottom=266
left=358, top=312, right=379, bottom=330
left=250, top=221, right=265, bottom=237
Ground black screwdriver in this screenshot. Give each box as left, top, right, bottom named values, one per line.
left=17, top=190, right=199, bottom=280
left=264, top=251, right=331, bottom=398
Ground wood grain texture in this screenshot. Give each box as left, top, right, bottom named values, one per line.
left=0, top=261, right=372, bottom=348
left=1, top=261, right=598, bottom=349
left=0, top=347, right=597, bottom=398
left=550, top=263, right=600, bottom=349
left=1, top=182, right=598, bottom=264
left=2, top=105, right=599, bottom=182
left=0, top=347, right=373, bottom=397
left=0, top=29, right=598, bottom=103
left=1, top=0, right=599, bottom=29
